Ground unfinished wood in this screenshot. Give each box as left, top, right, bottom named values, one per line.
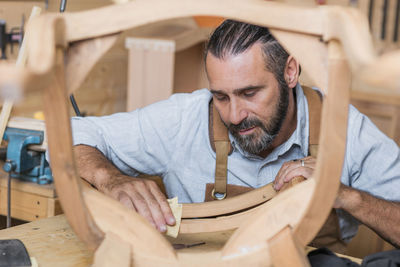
left=0, top=173, right=56, bottom=198
left=64, top=1, right=324, bottom=42
left=222, top=179, right=315, bottom=257
left=42, top=48, right=103, bottom=251
left=66, top=34, right=119, bottom=94
left=5, top=2, right=399, bottom=266
left=294, top=41, right=350, bottom=245
left=81, top=182, right=177, bottom=261
left=0, top=172, right=61, bottom=221
left=0, top=186, right=49, bottom=221
left=125, top=38, right=175, bottom=111
left=0, top=215, right=93, bottom=267
left=271, top=30, right=329, bottom=93
left=269, top=226, right=310, bottom=267
left=180, top=205, right=263, bottom=234
left=124, top=25, right=210, bottom=111
left=347, top=224, right=395, bottom=258
left=46, top=198, right=62, bottom=217
left=181, top=183, right=276, bottom=218
left=93, top=232, right=131, bottom=267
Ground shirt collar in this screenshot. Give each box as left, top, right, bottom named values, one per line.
left=229, top=83, right=309, bottom=160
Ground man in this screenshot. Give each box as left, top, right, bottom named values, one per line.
left=72, top=20, right=400, bottom=247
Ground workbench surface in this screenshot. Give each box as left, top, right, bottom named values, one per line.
left=0, top=214, right=362, bottom=266
left=0, top=215, right=92, bottom=267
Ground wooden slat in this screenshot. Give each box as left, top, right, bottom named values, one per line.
left=0, top=187, right=49, bottom=221
left=0, top=175, right=56, bottom=198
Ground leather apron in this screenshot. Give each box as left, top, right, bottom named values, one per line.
left=205, top=86, right=346, bottom=253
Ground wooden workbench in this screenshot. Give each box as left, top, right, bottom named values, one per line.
left=0, top=214, right=362, bottom=266
left=0, top=170, right=62, bottom=222
left=0, top=215, right=92, bottom=267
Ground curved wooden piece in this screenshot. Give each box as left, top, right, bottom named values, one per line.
left=64, top=0, right=323, bottom=42
left=321, top=6, right=376, bottom=73
left=15, top=1, right=384, bottom=263
left=180, top=205, right=263, bottom=234
left=222, top=179, right=315, bottom=257
left=82, top=182, right=177, bottom=261
left=270, top=30, right=329, bottom=93
left=181, top=183, right=276, bottom=218
left=43, top=48, right=104, bottom=250
left=66, top=34, right=120, bottom=94
left=221, top=41, right=350, bottom=257
left=27, top=14, right=67, bottom=75
left=27, top=0, right=382, bottom=82
left=294, top=41, right=350, bottom=245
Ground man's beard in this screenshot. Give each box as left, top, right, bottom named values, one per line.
left=227, top=85, right=290, bottom=155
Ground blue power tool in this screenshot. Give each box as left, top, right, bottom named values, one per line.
left=2, top=127, right=52, bottom=185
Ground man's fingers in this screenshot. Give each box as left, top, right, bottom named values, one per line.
left=283, top=167, right=313, bottom=182
left=118, top=191, right=136, bottom=211
left=130, top=192, right=159, bottom=229
left=148, top=183, right=176, bottom=226
left=274, top=157, right=316, bottom=191
left=135, top=182, right=168, bottom=232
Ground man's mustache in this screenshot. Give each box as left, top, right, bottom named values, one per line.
left=228, top=117, right=265, bottom=134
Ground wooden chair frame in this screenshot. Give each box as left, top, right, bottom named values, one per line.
left=1, top=0, right=400, bottom=265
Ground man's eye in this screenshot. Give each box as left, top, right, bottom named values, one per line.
left=243, top=90, right=256, bottom=97
left=214, top=94, right=228, bottom=101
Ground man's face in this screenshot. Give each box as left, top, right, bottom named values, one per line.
left=206, top=43, right=289, bottom=155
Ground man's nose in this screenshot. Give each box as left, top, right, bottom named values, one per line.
left=229, top=99, right=247, bottom=125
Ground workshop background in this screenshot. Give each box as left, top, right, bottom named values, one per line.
left=0, top=0, right=399, bottom=260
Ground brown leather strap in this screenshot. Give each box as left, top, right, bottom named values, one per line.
left=302, top=86, right=323, bottom=157
left=209, top=101, right=232, bottom=199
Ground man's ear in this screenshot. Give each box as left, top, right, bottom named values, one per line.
left=284, top=56, right=300, bottom=88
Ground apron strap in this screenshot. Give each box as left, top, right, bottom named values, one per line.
left=302, top=86, right=323, bottom=157
left=209, top=101, right=232, bottom=199
left=208, top=86, right=322, bottom=199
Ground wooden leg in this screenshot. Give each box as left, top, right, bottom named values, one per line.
left=269, top=226, right=310, bottom=267
left=93, top=232, right=131, bottom=267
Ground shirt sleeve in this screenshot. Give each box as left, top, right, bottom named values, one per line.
left=338, top=105, right=400, bottom=241
left=71, top=95, right=183, bottom=177
left=343, top=105, right=400, bottom=201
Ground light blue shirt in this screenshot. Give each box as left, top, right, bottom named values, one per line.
left=71, top=84, right=400, bottom=242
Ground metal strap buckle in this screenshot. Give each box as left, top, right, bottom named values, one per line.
left=211, top=188, right=226, bottom=200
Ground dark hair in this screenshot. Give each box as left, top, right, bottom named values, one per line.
left=205, top=20, right=290, bottom=87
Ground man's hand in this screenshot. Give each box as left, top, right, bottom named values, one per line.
left=273, top=156, right=316, bottom=191
left=74, top=145, right=175, bottom=233
left=99, top=174, right=176, bottom=233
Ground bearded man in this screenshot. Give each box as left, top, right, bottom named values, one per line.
left=72, top=20, right=400, bottom=249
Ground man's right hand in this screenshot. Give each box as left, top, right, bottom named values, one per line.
left=74, top=145, right=175, bottom=233
left=99, top=174, right=176, bottom=233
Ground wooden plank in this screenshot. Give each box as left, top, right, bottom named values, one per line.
left=0, top=174, right=56, bottom=198
left=125, top=38, right=175, bottom=111
left=0, top=186, right=49, bottom=221
left=0, top=215, right=93, bottom=267
left=47, top=198, right=63, bottom=217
